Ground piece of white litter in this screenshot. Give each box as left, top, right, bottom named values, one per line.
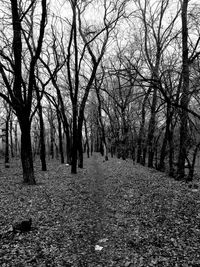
left=95, top=245, right=103, bottom=251
left=66, top=164, right=69, bottom=166
left=191, top=189, right=198, bottom=192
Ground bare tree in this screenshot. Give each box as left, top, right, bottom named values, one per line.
left=135, top=0, right=181, bottom=167
left=57, top=0, right=128, bottom=173
left=0, top=0, right=47, bottom=184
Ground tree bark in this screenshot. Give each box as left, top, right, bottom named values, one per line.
left=57, top=111, right=64, bottom=164
left=5, top=115, right=10, bottom=168
left=50, top=120, right=54, bottom=159
left=38, top=106, right=47, bottom=171
left=147, top=85, right=158, bottom=168
left=65, top=131, right=72, bottom=164
left=10, top=118, right=14, bottom=158
left=19, top=117, right=35, bottom=185
left=14, top=122, right=18, bottom=157
left=78, top=129, right=83, bottom=168
left=177, top=0, right=189, bottom=180
left=71, top=105, right=78, bottom=174
left=35, top=82, right=47, bottom=171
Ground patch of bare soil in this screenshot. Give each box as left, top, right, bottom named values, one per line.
left=0, top=154, right=200, bottom=266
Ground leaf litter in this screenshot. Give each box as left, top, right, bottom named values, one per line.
left=0, top=155, right=200, bottom=266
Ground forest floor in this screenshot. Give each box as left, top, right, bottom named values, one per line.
left=0, top=154, right=200, bottom=266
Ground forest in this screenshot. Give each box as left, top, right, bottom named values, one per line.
left=1, top=0, right=200, bottom=266
left=0, top=0, right=200, bottom=183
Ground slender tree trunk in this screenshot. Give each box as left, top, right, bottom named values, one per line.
left=38, top=108, right=47, bottom=171
left=71, top=105, right=78, bottom=174
left=57, top=111, right=64, bottom=164
left=65, top=131, right=71, bottom=164
left=14, top=122, right=18, bottom=157
left=78, top=129, right=83, bottom=168
left=177, top=0, right=189, bottom=180
left=49, top=112, right=55, bottom=159
left=147, top=86, right=157, bottom=168
left=62, top=117, right=71, bottom=165
left=5, top=116, right=10, bottom=168
left=77, top=112, right=84, bottom=168
left=10, top=119, right=14, bottom=158
left=36, top=91, right=47, bottom=171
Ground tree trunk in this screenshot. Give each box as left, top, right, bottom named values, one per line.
left=19, top=119, right=35, bottom=185
left=5, top=116, right=10, bottom=168
left=10, top=119, right=14, bottom=158
left=35, top=81, right=47, bottom=171
left=14, top=122, right=18, bottom=157
left=65, top=131, right=71, bottom=164
left=177, top=0, right=189, bottom=180
left=78, top=130, right=83, bottom=168
left=49, top=117, right=55, bottom=159
left=147, top=86, right=157, bottom=168
left=39, top=112, right=47, bottom=171
left=77, top=114, right=84, bottom=168
left=37, top=97, right=47, bottom=171
left=63, top=120, right=71, bottom=165
left=57, top=111, right=64, bottom=164
left=71, top=105, right=78, bottom=174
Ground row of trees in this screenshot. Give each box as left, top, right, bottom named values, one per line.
left=0, top=0, right=129, bottom=184
left=94, top=0, right=200, bottom=181
left=0, top=0, right=200, bottom=184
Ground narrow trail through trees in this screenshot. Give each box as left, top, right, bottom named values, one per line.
left=87, top=154, right=107, bottom=236
left=71, top=154, right=112, bottom=265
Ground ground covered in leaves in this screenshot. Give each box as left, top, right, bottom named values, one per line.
left=0, top=154, right=200, bottom=266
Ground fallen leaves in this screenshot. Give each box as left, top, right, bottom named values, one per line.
left=0, top=155, right=200, bottom=266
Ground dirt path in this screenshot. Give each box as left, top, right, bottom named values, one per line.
left=87, top=154, right=107, bottom=235
left=70, top=154, right=112, bottom=266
